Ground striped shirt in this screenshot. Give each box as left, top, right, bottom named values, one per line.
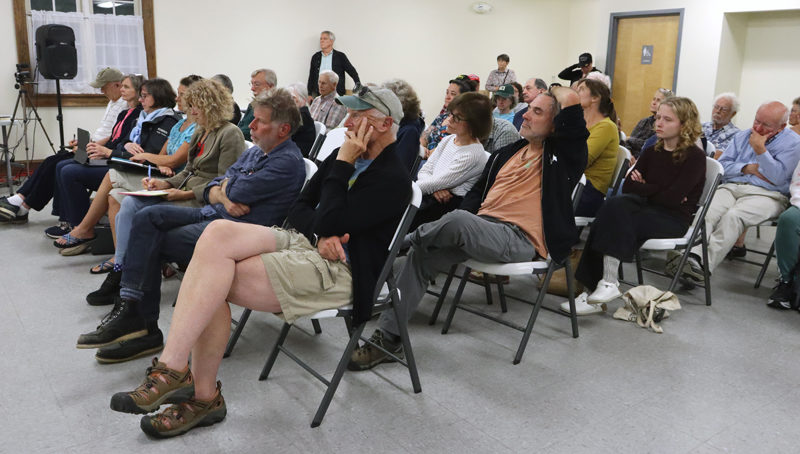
left=417, top=134, right=488, bottom=196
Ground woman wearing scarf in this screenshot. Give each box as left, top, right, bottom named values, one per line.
left=52, top=78, right=181, bottom=248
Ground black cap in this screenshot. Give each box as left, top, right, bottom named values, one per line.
left=579, top=53, right=593, bottom=66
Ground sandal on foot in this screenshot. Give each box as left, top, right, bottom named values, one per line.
left=53, top=233, right=95, bottom=249
left=91, top=258, right=115, bottom=274
left=110, top=357, right=195, bottom=414
left=140, top=381, right=226, bottom=439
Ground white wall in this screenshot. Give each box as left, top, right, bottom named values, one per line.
left=3, top=0, right=799, bottom=160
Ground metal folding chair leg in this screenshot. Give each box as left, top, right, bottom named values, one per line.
left=259, top=322, right=292, bottom=380
left=441, top=266, right=472, bottom=335
left=428, top=264, right=457, bottom=325
left=754, top=242, right=775, bottom=289
left=564, top=259, right=579, bottom=338
left=224, top=308, right=252, bottom=357
left=514, top=262, right=556, bottom=364
left=701, top=227, right=712, bottom=306
left=390, top=300, right=422, bottom=393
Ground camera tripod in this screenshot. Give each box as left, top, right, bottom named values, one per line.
left=2, top=81, right=58, bottom=195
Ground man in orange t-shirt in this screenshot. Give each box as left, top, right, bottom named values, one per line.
left=349, top=86, right=589, bottom=371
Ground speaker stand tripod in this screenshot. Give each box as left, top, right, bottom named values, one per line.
left=3, top=81, right=58, bottom=195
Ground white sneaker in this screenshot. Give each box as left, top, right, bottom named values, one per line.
left=587, top=279, right=622, bottom=304
left=560, top=292, right=606, bottom=315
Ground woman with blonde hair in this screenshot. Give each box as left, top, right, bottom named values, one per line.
left=563, top=96, right=707, bottom=314
left=87, top=78, right=244, bottom=307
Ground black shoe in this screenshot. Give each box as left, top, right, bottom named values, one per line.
left=347, top=329, right=403, bottom=371
left=0, top=199, right=27, bottom=224
left=727, top=245, right=747, bottom=259
left=86, top=270, right=121, bottom=306
left=767, top=280, right=794, bottom=310
left=96, top=328, right=164, bottom=364
left=76, top=296, right=147, bottom=349
left=45, top=222, right=72, bottom=239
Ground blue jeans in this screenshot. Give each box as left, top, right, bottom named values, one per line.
left=114, top=196, right=164, bottom=266
left=54, top=159, right=108, bottom=225
left=119, top=203, right=218, bottom=321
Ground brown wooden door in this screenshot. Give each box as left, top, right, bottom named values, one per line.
left=611, top=15, right=680, bottom=136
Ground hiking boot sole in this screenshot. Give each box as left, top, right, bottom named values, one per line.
left=76, top=329, right=148, bottom=349
left=95, top=343, right=164, bottom=364
left=111, top=385, right=196, bottom=414
left=140, top=406, right=226, bottom=439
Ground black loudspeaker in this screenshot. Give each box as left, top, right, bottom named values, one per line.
left=35, top=24, right=77, bottom=80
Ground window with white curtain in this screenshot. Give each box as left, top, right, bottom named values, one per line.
left=27, top=0, right=147, bottom=94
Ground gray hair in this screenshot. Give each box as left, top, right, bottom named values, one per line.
left=534, top=78, right=547, bottom=90
left=124, top=73, right=144, bottom=96
left=211, top=74, right=234, bottom=94
left=714, top=92, right=740, bottom=114
left=382, top=78, right=421, bottom=121
left=657, top=87, right=674, bottom=97
left=251, top=88, right=302, bottom=135
left=286, top=82, right=309, bottom=107
left=251, top=68, right=278, bottom=87
left=757, top=101, right=790, bottom=124
left=320, top=70, right=339, bottom=85
left=321, top=30, right=335, bottom=41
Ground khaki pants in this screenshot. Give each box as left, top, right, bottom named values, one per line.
left=691, top=183, right=788, bottom=272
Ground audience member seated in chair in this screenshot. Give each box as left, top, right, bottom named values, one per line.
left=349, top=86, right=588, bottom=371
left=210, top=74, right=241, bottom=126
left=309, top=70, right=348, bottom=130
left=484, top=116, right=522, bottom=154
left=285, top=82, right=316, bottom=157
left=625, top=88, right=673, bottom=157
left=573, top=78, right=620, bottom=217
left=492, top=84, right=517, bottom=123
left=85, top=79, right=244, bottom=314
left=789, top=97, right=800, bottom=137
left=105, top=87, right=409, bottom=438
left=238, top=68, right=277, bottom=141
left=382, top=78, right=425, bottom=175
left=51, top=78, right=181, bottom=252
left=512, top=77, right=548, bottom=130
left=672, top=101, right=800, bottom=286
left=0, top=67, right=128, bottom=227
left=76, top=88, right=306, bottom=365
left=53, top=75, right=203, bottom=261
left=562, top=97, right=707, bottom=315
left=420, top=75, right=475, bottom=153
left=411, top=92, right=491, bottom=231
left=702, top=92, right=741, bottom=154
left=766, top=160, right=800, bottom=310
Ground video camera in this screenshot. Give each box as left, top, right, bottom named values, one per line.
left=14, top=63, right=33, bottom=86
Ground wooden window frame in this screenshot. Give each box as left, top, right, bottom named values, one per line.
left=12, top=0, right=156, bottom=108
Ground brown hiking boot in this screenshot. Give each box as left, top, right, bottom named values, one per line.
left=110, top=357, right=194, bottom=414
left=140, top=381, right=227, bottom=439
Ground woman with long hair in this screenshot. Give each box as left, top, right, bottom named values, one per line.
left=564, top=96, right=707, bottom=315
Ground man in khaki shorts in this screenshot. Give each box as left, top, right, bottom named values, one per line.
left=106, top=87, right=412, bottom=438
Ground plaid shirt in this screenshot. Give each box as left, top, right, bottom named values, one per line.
left=702, top=121, right=740, bottom=152
left=310, top=92, right=347, bottom=129
left=484, top=117, right=521, bottom=153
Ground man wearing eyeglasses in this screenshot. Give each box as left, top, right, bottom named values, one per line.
left=238, top=68, right=277, bottom=141
left=702, top=92, right=741, bottom=154
left=350, top=86, right=589, bottom=371
left=670, top=101, right=800, bottom=286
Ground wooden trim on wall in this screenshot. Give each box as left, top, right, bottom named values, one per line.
left=12, top=0, right=156, bottom=108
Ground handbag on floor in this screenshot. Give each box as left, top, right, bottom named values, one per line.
left=612, top=285, right=681, bottom=334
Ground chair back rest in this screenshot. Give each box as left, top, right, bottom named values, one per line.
left=302, top=158, right=318, bottom=187
left=314, top=121, right=326, bottom=137
left=409, top=145, right=427, bottom=180
left=244, top=140, right=254, bottom=152
left=308, top=133, right=326, bottom=161
left=372, top=182, right=422, bottom=301
left=704, top=139, right=717, bottom=157
left=571, top=174, right=586, bottom=212
left=609, top=146, right=632, bottom=194
left=315, top=127, right=347, bottom=164
left=682, top=157, right=724, bottom=240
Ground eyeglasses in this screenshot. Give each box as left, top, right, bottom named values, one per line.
left=250, top=81, right=265, bottom=88
left=712, top=104, right=732, bottom=113
left=449, top=113, right=465, bottom=123
left=138, top=92, right=150, bottom=99
left=354, top=84, right=391, bottom=116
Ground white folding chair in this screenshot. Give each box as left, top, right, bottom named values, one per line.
left=633, top=157, right=724, bottom=306
left=225, top=158, right=319, bottom=356
left=313, top=121, right=326, bottom=137
left=243, top=140, right=254, bottom=151
left=430, top=175, right=586, bottom=365
left=258, top=182, right=423, bottom=427
left=575, top=146, right=631, bottom=228
left=314, top=127, right=347, bottom=164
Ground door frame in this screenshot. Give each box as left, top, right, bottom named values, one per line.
left=606, top=9, right=685, bottom=92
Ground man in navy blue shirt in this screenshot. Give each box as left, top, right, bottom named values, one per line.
left=76, top=88, right=307, bottom=363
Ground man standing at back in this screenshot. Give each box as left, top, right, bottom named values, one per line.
left=307, top=31, right=360, bottom=98
left=238, top=68, right=277, bottom=141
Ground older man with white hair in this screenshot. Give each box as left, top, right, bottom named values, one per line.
left=703, top=92, right=741, bottom=153
left=671, top=101, right=800, bottom=284
left=310, top=70, right=347, bottom=129
left=238, top=68, right=277, bottom=140
left=307, top=30, right=360, bottom=97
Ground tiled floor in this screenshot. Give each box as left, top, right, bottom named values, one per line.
left=2, top=205, right=799, bottom=453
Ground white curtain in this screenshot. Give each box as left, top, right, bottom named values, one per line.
left=28, top=10, right=147, bottom=95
